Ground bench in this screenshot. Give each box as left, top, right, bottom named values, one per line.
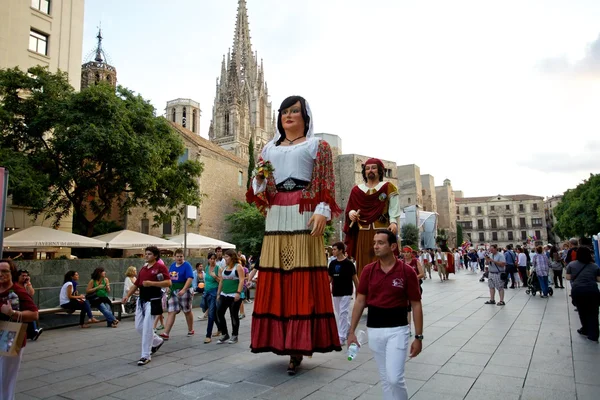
left=39, top=300, right=124, bottom=320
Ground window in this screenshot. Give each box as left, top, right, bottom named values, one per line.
left=192, top=109, right=198, bottom=133
left=182, top=107, right=187, bottom=128
left=521, top=231, right=527, bottom=240
left=532, top=218, right=543, bottom=227
left=225, top=112, right=230, bottom=135
left=238, top=171, right=243, bottom=187
left=519, top=217, right=526, bottom=228
left=162, top=219, right=172, bottom=235
left=456, top=206, right=460, bottom=215
left=385, top=168, right=392, bottom=178
left=461, top=221, right=473, bottom=229
left=29, top=30, right=48, bottom=55
left=508, top=231, right=514, bottom=241
left=535, top=230, right=541, bottom=239
left=477, top=206, right=482, bottom=214
left=533, top=203, right=538, bottom=211
left=491, top=218, right=497, bottom=229
left=463, top=206, right=469, bottom=215
left=477, top=219, right=484, bottom=229
left=519, top=204, right=525, bottom=212
left=408, top=197, right=411, bottom=204
left=141, top=219, right=149, bottom=234
left=491, top=205, right=495, bottom=211
left=506, top=205, right=510, bottom=211
left=172, top=108, right=176, bottom=122
left=492, top=232, right=498, bottom=241
left=31, top=0, right=50, bottom=14
left=478, top=232, right=485, bottom=242
left=506, top=218, right=513, bottom=228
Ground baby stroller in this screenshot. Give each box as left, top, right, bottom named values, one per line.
left=525, top=271, right=553, bottom=297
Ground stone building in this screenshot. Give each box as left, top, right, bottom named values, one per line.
left=208, top=0, right=275, bottom=160
left=421, top=175, right=437, bottom=212
left=545, top=195, right=563, bottom=245
left=1, top=0, right=85, bottom=245
left=126, top=121, right=247, bottom=243
left=396, top=164, right=423, bottom=209
left=435, top=179, right=457, bottom=247
left=80, top=29, right=117, bottom=90
left=456, top=194, right=547, bottom=248
left=166, top=99, right=201, bottom=135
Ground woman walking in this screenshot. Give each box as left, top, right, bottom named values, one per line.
left=549, top=245, right=565, bottom=289
left=532, top=246, right=550, bottom=298
left=566, top=247, right=600, bottom=342
left=202, top=252, right=221, bottom=343
left=216, top=249, right=245, bottom=344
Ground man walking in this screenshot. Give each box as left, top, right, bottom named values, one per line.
left=484, top=244, right=507, bottom=306
left=348, top=230, right=423, bottom=400
left=504, top=244, right=518, bottom=289
left=328, top=242, right=359, bottom=346
left=159, top=249, right=195, bottom=340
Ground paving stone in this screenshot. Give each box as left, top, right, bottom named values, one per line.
left=576, top=383, right=600, bottom=400
left=438, top=362, right=484, bottom=378
left=472, top=372, right=524, bottom=394
left=404, top=361, right=440, bottom=380
left=419, top=373, right=476, bottom=397
left=448, top=351, right=492, bottom=366
left=464, top=388, right=521, bottom=400
left=520, top=386, right=576, bottom=400
left=482, top=364, right=527, bottom=378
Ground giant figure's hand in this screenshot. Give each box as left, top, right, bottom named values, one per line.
left=349, top=210, right=359, bottom=222
left=308, top=214, right=327, bottom=237
left=388, top=222, right=398, bottom=235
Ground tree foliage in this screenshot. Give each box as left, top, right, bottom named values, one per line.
left=554, top=173, right=600, bottom=239
left=401, top=223, right=419, bottom=248
left=247, top=136, right=255, bottom=190
left=324, top=223, right=336, bottom=246
left=225, top=200, right=265, bottom=256
left=0, top=67, right=203, bottom=236
left=456, top=224, right=463, bottom=246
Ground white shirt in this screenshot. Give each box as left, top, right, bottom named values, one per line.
left=59, top=282, right=73, bottom=305
left=518, top=253, right=527, bottom=267
left=421, top=252, right=432, bottom=262
left=123, top=277, right=135, bottom=298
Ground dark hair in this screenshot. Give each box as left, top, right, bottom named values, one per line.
left=144, top=246, right=160, bottom=259
left=64, top=270, right=77, bottom=283
left=175, top=248, right=184, bottom=255
left=549, top=245, right=559, bottom=259
left=332, top=241, right=346, bottom=252
left=576, top=246, right=593, bottom=264
left=91, top=267, right=105, bottom=281
left=17, top=269, right=29, bottom=276
left=490, top=244, right=498, bottom=250
left=215, top=246, right=222, bottom=251
left=224, top=249, right=239, bottom=265
left=374, top=229, right=397, bottom=246
left=361, top=163, right=384, bottom=183
left=536, top=245, right=543, bottom=254
left=207, top=252, right=216, bottom=260
left=506, top=244, right=513, bottom=250
left=195, top=262, right=203, bottom=269
left=276, top=95, right=310, bottom=146
left=0, top=259, right=18, bottom=282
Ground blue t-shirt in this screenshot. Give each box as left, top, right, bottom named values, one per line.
left=169, top=261, right=194, bottom=285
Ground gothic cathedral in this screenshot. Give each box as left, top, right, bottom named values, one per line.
left=208, top=0, right=275, bottom=160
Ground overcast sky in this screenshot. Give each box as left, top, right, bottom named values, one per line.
left=83, top=0, right=600, bottom=198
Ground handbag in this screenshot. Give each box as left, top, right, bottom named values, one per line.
left=85, top=293, right=100, bottom=304
left=0, top=313, right=27, bottom=357
left=124, top=295, right=138, bottom=314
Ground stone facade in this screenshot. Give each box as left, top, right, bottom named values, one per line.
left=80, top=29, right=117, bottom=90
left=456, top=194, right=547, bottom=248
left=166, top=98, right=201, bottom=135
left=125, top=121, right=247, bottom=246
left=545, top=195, right=563, bottom=244
left=435, top=179, right=457, bottom=247
left=396, top=164, right=422, bottom=209
left=208, top=0, right=275, bottom=160
left=421, top=174, right=437, bottom=212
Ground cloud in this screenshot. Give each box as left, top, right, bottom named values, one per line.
left=539, top=33, right=600, bottom=77
left=517, top=149, right=600, bottom=174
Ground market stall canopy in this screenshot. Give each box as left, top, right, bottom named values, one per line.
left=92, top=230, right=178, bottom=249
left=2, top=226, right=106, bottom=248
left=168, top=233, right=236, bottom=249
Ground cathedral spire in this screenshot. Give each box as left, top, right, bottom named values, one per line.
left=232, top=0, right=254, bottom=84
left=94, top=27, right=104, bottom=62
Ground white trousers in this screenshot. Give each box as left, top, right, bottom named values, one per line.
left=333, top=295, right=352, bottom=341
left=368, top=325, right=410, bottom=400
left=0, top=351, right=24, bottom=400
left=469, top=261, right=479, bottom=272
left=136, top=300, right=164, bottom=359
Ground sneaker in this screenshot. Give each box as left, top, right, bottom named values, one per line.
left=212, top=331, right=222, bottom=337
left=137, top=357, right=151, bottom=366
left=217, top=334, right=230, bottom=344
left=239, top=313, right=246, bottom=319
left=245, top=299, right=253, bottom=304
left=228, top=335, right=238, bottom=344
left=197, top=315, right=207, bottom=321
left=156, top=324, right=165, bottom=330
left=159, top=333, right=170, bottom=340
left=187, top=330, right=195, bottom=337
left=204, top=337, right=212, bottom=344
left=32, top=328, right=43, bottom=341
left=151, top=340, right=164, bottom=354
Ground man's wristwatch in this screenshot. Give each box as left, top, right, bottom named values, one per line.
left=414, top=334, right=424, bottom=340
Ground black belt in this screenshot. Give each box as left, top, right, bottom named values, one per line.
left=276, top=178, right=309, bottom=192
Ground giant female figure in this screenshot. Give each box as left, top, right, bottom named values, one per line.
left=247, top=96, right=342, bottom=374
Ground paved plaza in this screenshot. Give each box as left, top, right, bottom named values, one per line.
left=14, top=270, right=600, bottom=400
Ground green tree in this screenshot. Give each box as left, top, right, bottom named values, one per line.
left=0, top=67, right=203, bottom=236
left=554, top=173, right=600, bottom=239
left=401, top=223, right=419, bottom=248
left=225, top=200, right=266, bottom=256
left=456, top=224, right=463, bottom=246
left=323, top=223, right=336, bottom=246
left=247, top=136, right=255, bottom=189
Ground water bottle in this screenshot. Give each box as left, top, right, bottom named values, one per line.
left=8, top=290, right=20, bottom=311
left=347, top=330, right=367, bottom=361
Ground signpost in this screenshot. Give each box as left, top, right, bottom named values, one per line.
left=0, top=168, right=8, bottom=259
left=183, top=205, right=197, bottom=256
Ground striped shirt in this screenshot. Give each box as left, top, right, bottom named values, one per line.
left=533, top=253, right=549, bottom=276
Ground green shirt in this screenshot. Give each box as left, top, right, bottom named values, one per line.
left=94, top=279, right=108, bottom=298
left=204, top=265, right=220, bottom=291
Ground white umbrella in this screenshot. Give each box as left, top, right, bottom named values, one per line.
left=168, top=233, right=236, bottom=249
left=92, top=229, right=178, bottom=249
left=2, top=226, right=105, bottom=248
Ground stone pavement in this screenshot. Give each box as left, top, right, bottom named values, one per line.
left=15, top=269, right=600, bottom=400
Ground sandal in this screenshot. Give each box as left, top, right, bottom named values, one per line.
left=497, top=301, right=506, bottom=306
left=287, top=355, right=303, bottom=376
left=89, top=318, right=100, bottom=324
left=111, top=321, right=119, bottom=328
left=484, top=300, right=496, bottom=304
